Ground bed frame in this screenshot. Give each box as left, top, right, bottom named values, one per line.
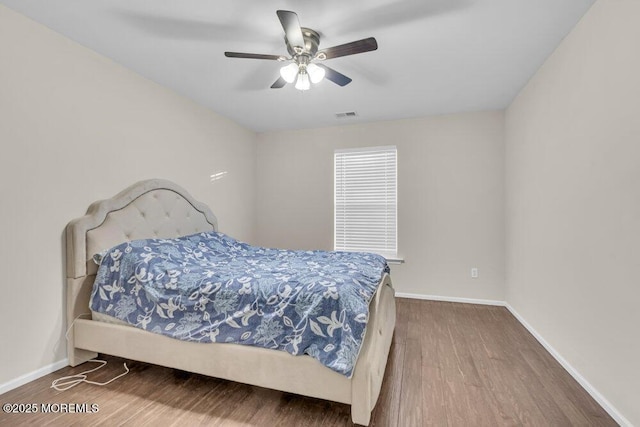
left=65, top=179, right=396, bottom=425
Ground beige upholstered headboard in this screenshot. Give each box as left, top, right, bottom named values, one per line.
left=66, top=179, right=218, bottom=280
left=65, top=178, right=218, bottom=365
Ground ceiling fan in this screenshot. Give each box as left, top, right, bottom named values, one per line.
left=224, top=10, right=378, bottom=91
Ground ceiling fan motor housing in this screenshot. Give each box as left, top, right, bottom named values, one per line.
left=286, top=27, right=321, bottom=58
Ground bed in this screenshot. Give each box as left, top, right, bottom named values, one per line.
left=65, top=178, right=396, bottom=425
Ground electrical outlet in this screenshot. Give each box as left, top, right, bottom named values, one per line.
left=471, top=268, right=479, bottom=279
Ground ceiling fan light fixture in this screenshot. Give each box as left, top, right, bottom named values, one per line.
left=224, top=11, right=378, bottom=90
left=295, top=72, right=311, bottom=91
left=280, top=63, right=299, bottom=84
left=307, top=63, right=325, bottom=84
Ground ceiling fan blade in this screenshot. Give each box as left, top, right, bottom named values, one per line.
left=277, top=10, right=305, bottom=49
left=225, top=52, right=283, bottom=60
left=318, top=37, right=378, bottom=60
left=316, top=64, right=352, bottom=87
left=323, top=0, right=472, bottom=35
left=270, top=77, right=287, bottom=89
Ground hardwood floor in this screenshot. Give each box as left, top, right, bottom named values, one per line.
left=0, top=299, right=617, bottom=426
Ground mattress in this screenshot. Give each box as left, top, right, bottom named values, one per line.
left=92, top=311, right=128, bottom=326
left=89, top=231, right=390, bottom=377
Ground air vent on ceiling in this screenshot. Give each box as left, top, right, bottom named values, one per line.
left=335, top=111, right=358, bottom=119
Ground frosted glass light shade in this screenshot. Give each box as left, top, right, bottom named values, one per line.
left=307, top=63, right=325, bottom=84
left=295, top=72, right=310, bottom=91
left=280, top=63, right=299, bottom=84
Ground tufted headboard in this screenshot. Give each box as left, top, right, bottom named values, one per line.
left=64, top=179, right=218, bottom=365
left=66, top=179, right=218, bottom=280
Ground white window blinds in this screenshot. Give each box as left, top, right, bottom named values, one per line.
left=334, top=146, right=397, bottom=258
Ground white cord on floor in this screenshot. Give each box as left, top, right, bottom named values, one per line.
left=64, top=312, right=91, bottom=341
left=51, top=312, right=130, bottom=391
left=51, top=359, right=129, bottom=391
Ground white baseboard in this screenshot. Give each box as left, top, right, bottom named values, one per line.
left=394, top=291, right=505, bottom=307
left=0, top=358, right=68, bottom=396
left=505, top=304, right=631, bottom=427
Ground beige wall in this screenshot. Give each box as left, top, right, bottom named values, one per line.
left=0, top=5, right=256, bottom=386
left=255, top=112, right=505, bottom=301
left=505, top=0, right=640, bottom=424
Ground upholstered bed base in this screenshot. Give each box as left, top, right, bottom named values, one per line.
left=65, top=179, right=396, bottom=426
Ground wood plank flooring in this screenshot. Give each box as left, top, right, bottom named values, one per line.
left=0, top=299, right=617, bottom=426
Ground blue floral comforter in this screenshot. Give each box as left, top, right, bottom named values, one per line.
left=90, top=231, right=389, bottom=377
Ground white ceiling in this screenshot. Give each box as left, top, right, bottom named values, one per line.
left=1, top=0, right=595, bottom=132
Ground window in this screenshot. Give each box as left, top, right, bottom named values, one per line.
left=334, top=146, right=397, bottom=258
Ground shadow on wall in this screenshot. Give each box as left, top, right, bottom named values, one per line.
left=49, top=230, right=68, bottom=366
